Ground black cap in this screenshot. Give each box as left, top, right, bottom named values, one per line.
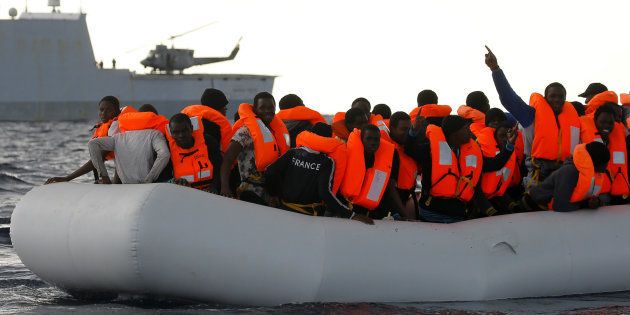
left=201, top=88, right=229, bottom=110
left=578, top=83, right=608, bottom=98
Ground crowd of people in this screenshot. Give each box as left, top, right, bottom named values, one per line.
left=45, top=47, right=630, bottom=224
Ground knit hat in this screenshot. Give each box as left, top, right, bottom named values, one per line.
left=441, top=115, right=469, bottom=138
left=200, top=88, right=229, bottom=110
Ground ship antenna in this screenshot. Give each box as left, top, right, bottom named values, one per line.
left=24, top=0, right=28, bottom=13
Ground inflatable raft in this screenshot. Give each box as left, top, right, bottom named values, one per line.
left=10, top=183, right=630, bottom=306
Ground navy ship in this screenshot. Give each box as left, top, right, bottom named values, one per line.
left=0, top=1, right=275, bottom=121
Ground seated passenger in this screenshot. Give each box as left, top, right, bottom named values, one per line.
left=331, top=107, right=369, bottom=141
left=165, top=114, right=222, bottom=192
left=341, top=125, right=412, bottom=220
left=88, top=110, right=170, bottom=184
left=332, top=98, right=389, bottom=136
left=484, top=47, right=580, bottom=188
left=275, top=94, right=327, bottom=147
left=181, top=88, right=232, bottom=151
left=219, top=92, right=289, bottom=205
left=457, top=91, right=491, bottom=135
left=387, top=112, right=419, bottom=215
left=264, top=123, right=373, bottom=224
left=578, top=82, right=608, bottom=105
left=45, top=96, right=121, bottom=184
left=579, top=103, right=629, bottom=204
left=524, top=142, right=609, bottom=212
left=405, top=115, right=483, bottom=223
left=409, top=89, right=452, bottom=126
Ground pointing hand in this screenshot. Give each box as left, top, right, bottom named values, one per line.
left=484, top=45, right=500, bottom=71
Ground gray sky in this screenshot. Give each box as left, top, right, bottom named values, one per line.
left=4, top=0, right=630, bottom=114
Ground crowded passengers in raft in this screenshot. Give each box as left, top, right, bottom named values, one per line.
left=45, top=46, right=630, bottom=224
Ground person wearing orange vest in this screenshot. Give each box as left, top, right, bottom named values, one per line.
left=275, top=94, right=327, bottom=147
left=372, top=104, right=392, bottom=128
left=523, top=142, right=609, bottom=212
left=331, top=107, right=369, bottom=141
left=579, top=103, right=630, bottom=204
left=409, top=89, right=453, bottom=127
left=180, top=88, right=233, bottom=152
left=264, top=123, right=374, bottom=224
left=387, top=112, right=420, bottom=217
left=45, top=96, right=121, bottom=185
left=219, top=92, right=290, bottom=205
left=578, top=83, right=609, bottom=105
left=341, top=125, right=412, bottom=220
left=457, top=91, right=490, bottom=135
left=484, top=46, right=580, bottom=188
left=165, top=113, right=222, bottom=192
left=405, top=115, right=484, bottom=223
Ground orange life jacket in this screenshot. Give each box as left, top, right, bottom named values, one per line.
left=331, top=112, right=389, bottom=140
left=117, top=111, right=169, bottom=134
left=425, top=124, right=483, bottom=202
left=579, top=117, right=629, bottom=196
left=510, top=131, right=525, bottom=187
left=165, top=116, right=214, bottom=190
left=409, top=104, right=452, bottom=121
left=119, top=106, right=137, bottom=115
left=181, top=105, right=233, bottom=152
left=276, top=106, right=327, bottom=126
left=295, top=130, right=347, bottom=194
left=530, top=93, right=580, bottom=161
left=475, top=127, right=517, bottom=198
left=548, top=144, right=604, bottom=210
left=621, top=93, right=630, bottom=106
left=231, top=103, right=290, bottom=171
left=92, top=119, right=116, bottom=161
left=395, top=144, right=418, bottom=191
left=457, top=105, right=486, bottom=124
left=341, top=129, right=395, bottom=210
left=585, top=91, right=619, bottom=115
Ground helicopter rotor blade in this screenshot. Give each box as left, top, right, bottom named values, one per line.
left=168, top=21, right=218, bottom=41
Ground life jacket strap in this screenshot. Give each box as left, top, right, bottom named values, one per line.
left=281, top=200, right=324, bottom=216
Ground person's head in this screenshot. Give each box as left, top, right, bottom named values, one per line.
left=417, top=89, right=438, bottom=106
left=351, top=97, right=371, bottom=116
left=571, top=101, right=585, bottom=117
left=98, top=96, right=120, bottom=123
left=138, top=103, right=158, bottom=114
left=494, top=121, right=513, bottom=147
left=594, top=103, right=617, bottom=141
left=442, top=115, right=472, bottom=147
left=253, top=92, right=276, bottom=125
left=372, top=104, right=391, bottom=119
left=310, top=122, right=333, bottom=138
left=466, top=91, right=490, bottom=113
left=578, top=83, right=608, bottom=104
left=389, top=111, right=411, bottom=144
left=360, top=124, right=381, bottom=155
left=345, top=107, right=369, bottom=132
left=278, top=94, right=304, bottom=110
left=585, top=141, right=611, bottom=173
left=169, top=113, right=194, bottom=149
left=544, top=82, right=567, bottom=115
left=485, top=108, right=507, bottom=129
left=201, top=88, right=229, bottom=116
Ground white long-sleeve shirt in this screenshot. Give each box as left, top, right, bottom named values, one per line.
left=89, top=129, right=170, bottom=184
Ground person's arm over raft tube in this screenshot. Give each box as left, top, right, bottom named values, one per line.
left=529, top=163, right=580, bottom=212
left=88, top=137, right=116, bottom=184
left=485, top=46, right=535, bottom=128
left=144, top=131, right=171, bottom=184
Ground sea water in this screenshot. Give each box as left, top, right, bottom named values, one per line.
left=1, top=121, right=630, bottom=314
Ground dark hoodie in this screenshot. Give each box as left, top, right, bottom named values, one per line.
left=529, top=157, right=581, bottom=212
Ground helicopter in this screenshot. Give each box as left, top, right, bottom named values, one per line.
left=138, top=22, right=241, bottom=75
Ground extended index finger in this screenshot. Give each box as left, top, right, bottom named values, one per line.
left=485, top=45, right=493, bottom=54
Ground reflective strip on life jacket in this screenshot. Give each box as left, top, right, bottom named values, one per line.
left=569, top=144, right=604, bottom=203
left=426, top=124, right=482, bottom=202
left=530, top=93, right=580, bottom=162
left=341, top=129, right=395, bottom=210
left=165, top=116, right=214, bottom=190
left=295, top=130, right=347, bottom=194
left=231, top=103, right=289, bottom=171
left=181, top=105, right=233, bottom=152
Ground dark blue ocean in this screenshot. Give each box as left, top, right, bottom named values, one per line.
left=2, top=121, right=630, bottom=314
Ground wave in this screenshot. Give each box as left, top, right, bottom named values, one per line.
left=0, top=163, right=26, bottom=174
left=0, top=174, right=31, bottom=187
